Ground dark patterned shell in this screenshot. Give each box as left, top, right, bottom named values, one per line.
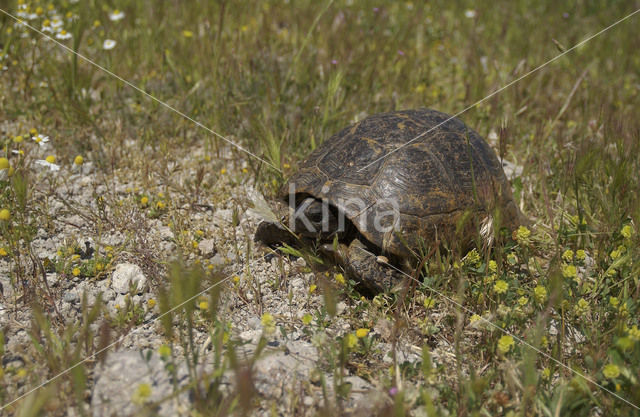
left=282, top=108, right=520, bottom=257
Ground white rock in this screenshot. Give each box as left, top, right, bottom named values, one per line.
left=111, top=263, right=148, bottom=294
left=198, top=238, right=216, bottom=257
left=156, top=225, right=174, bottom=241
left=213, top=209, right=233, bottom=226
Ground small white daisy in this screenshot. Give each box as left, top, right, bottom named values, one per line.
left=27, top=13, right=39, bottom=20
left=56, top=30, right=72, bottom=40
left=16, top=4, right=28, bottom=18
left=103, top=39, right=117, bottom=50
left=35, top=159, right=61, bottom=171
left=33, top=134, right=50, bottom=146
left=464, top=9, right=477, bottom=18
left=109, top=10, right=125, bottom=21
left=51, top=18, right=64, bottom=29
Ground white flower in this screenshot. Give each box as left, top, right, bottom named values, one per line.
left=35, top=160, right=60, bottom=171
left=51, top=18, right=63, bottom=29
left=42, top=25, right=54, bottom=33
left=27, top=13, right=39, bottom=20
left=465, top=9, right=477, bottom=18
left=109, top=10, right=125, bottom=21
left=33, top=134, right=50, bottom=146
left=16, top=4, right=28, bottom=18
left=56, top=30, right=72, bottom=40
left=103, top=39, right=117, bottom=50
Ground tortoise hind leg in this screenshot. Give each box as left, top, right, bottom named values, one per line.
left=321, top=239, right=406, bottom=294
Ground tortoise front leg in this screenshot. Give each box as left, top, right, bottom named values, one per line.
left=322, top=239, right=406, bottom=294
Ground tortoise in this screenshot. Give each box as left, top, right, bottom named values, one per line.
left=255, top=108, right=523, bottom=293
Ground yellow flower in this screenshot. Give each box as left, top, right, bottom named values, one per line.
left=610, top=249, right=621, bottom=260
left=469, top=314, right=481, bottom=324
left=620, top=225, right=632, bottom=239
left=199, top=301, right=208, bottom=310
left=534, top=286, right=548, bottom=304
left=95, top=262, right=104, bottom=271
left=220, top=168, right=227, bottom=175
left=575, top=249, right=586, bottom=261
left=182, top=30, right=194, bottom=38
left=602, top=364, right=620, bottom=379
left=45, top=155, right=56, bottom=164
left=562, top=264, right=577, bottom=279
left=74, top=155, right=84, bottom=165
left=345, top=333, right=358, bottom=349
left=562, top=249, right=574, bottom=262
left=627, top=325, right=640, bottom=341
left=514, top=225, right=531, bottom=244
left=192, top=241, right=199, bottom=249
left=0, top=209, right=10, bottom=221
left=497, top=335, right=515, bottom=353
left=463, top=248, right=480, bottom=267
left=242, top=167, right=248, bottom=174
left=488, top=260, right=497, bottom=273
left=13, top=135, right=23, bottom=143
left=355, top=328, right=370, bottom=338
left=302, top=313, right=312, bottom=325
left=540, top=335, right=548, bottom=349
left=541, top=367, right=551, bottom=380
left=132, top=383, right=152, bottom=404
left=261, top=312, right=275, bottom=334
left=335, top=273, right=345, bottom=285
left=72, top=267, right=81, bottom=277
left=308, top=284, right=317, bottom=294
left=493, top=280, right=508, bottom=294
left=573, top=298, right=590, bottom=316
left=147, top=299, right=156, bottom=308
left=0, top=157, right=9, bottom=170
left=140, top=196, right=149, bottom=206
left=93, top=20, right=101, bottom=27
left=483, top=273, right=496, bottom=285
left=609, top=297, right=619, bottom=308
left=158, top=344, right=171, bottom=358
left=518, top=296, right=528, bottom=306
left=423, top=297, right=436, bottom=309
left=506, top=252, right=517, bottom=265
left=156, top=201, right=166, bottom=210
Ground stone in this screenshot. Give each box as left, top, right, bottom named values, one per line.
left=91, top=350, right=202, bottom=417
left=111, top=263, right=148, bottom=294
left=198, top=238, right=216, bottom=257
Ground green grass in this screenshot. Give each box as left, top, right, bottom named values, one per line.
left=1, top=0, right=640, bottom=415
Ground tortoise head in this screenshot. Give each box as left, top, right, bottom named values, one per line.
left=292, top=197, right=341, bottom=239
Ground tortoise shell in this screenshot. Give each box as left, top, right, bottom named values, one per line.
left=281, top=108, right=520, bottom=257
